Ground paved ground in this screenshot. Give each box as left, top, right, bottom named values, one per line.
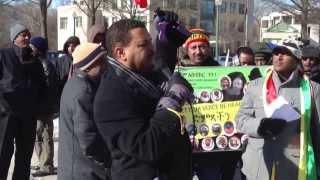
left=7, top=141, right=58, bottom=180
left=7, top=119, right=59, bottom=180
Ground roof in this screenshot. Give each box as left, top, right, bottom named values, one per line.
left=266, top=21, right=299, bottom=33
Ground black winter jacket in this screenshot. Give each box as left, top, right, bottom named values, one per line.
left=58, top=69, right=110, bottom=180
left=94, top=62, right=192, bottom=180
left=53, top=54, right=72, bottom=97
left=0, top=45, right=46, bottom=115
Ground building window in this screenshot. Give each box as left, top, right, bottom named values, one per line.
left=189, top=0, right=197, bottom=10
left=230, top=2, right=237, bottom=13
left=177, top=0, right=186, bottom=8
left=219, top=2, right=227, bottom=13
left=282, top=16, right=292, bottom=24
left=261, top=20, right=268, bottom=28
left=121, top=0, right=127, bottom=8
left=238, top=3, right=245, bottom=14
left=168, top=0, right=175, bottom=8
left=200, top=20, right=213, bottom=33
left=189, top=16, right=197, bottom=28
left=75, top=16, right=82, bottom=27
left=112, top=0, right=117, bottom=9
left=60, top=17, right=68, bottom=29
left=201, top=0, right=214, bottom=19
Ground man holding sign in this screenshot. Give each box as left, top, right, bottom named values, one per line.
left=236, top=43, right=320, bottom=180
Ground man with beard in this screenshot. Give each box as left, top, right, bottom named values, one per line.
left=94, top=19, right=193, bottom=180
left=181, top=29, right=219, bottom=67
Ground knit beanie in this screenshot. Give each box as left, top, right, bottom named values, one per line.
left=72, top=43, right=107, bottom=71
left=10, top=24, right=29, bottom=42
left=30, top=36, right=48, bottom=53
left=302, top=46, right=320, bottom=59
left=183, top=28, right=209, bottom=48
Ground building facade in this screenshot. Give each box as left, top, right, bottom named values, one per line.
left=57, top=0, right=151, bottom=50
left=260, top=11, right=320, bottom=46
left=57, top=0, right=255, bottom=53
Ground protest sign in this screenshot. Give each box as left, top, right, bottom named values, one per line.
left=177, top=66, right=269, bottom=152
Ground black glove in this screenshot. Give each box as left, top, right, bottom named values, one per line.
left=158, top=72, right=194, bottom=111
left=257, top=118, right=287, bottom=137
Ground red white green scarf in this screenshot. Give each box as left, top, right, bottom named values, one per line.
left=262, top=69, right=317, bottom=180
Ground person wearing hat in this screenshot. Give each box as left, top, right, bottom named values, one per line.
left=29, top=36, right=59, bottom=177
left=58, top=43, right=110, bottom=180
left=254, top=51, right=271, bottom=66
left=0, top=24, right=47, bottom=179
left=236, top=44, right=320, bottom=180
left=301, top=46, right=320, bottom=83
left=181, top=29, right=219, bottom=66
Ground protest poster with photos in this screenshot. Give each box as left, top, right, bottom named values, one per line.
left=178, top=66, right=269, bottom=152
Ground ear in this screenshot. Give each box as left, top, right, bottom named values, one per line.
left=113, top=46, right=127, bottom=61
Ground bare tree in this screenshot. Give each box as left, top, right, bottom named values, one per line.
left=73, top=0, right=104, bottom=26
left=101, top=0, right=152, bottom=19
left=261, top=0, right=320, bottom=40
left=3, top=0, right=52, bottom=40
left=30, top=0, right=53, bottom=39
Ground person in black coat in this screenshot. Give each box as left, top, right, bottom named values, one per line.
left=94, top=19, right=193, bottom=180
left=54, top=36, right=80, bottom=97
left=58, top=43, right=110, bottom=180
left=0, top=24, right=46, bottom=180
left=29, top=36, right=59, bottom=177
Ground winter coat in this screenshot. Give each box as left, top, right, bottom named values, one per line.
left=94, top=61, right=192, bottom=180
left=0, top=45, right=46, bottom=115
left=53, top=54, right=72, bottom=97
left=37, top=56, right=60, bottom=117
left=58, top=69, right=110, bottom=180
left=235, top=70, right=320, bottom=180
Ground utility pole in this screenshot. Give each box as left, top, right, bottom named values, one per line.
left=215, top=0, right=222, bottom=60
left=244, top=0, right=249, bottom=46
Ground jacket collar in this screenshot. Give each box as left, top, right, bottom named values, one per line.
left=272, top=68, right=301, bottom=90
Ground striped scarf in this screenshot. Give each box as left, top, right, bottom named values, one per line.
left=107, top=56, right=162, bottom=100
left=263, top=68, right=317, bottom=180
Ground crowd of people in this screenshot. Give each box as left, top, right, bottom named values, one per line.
left=0, top=9, right=319, bottom=180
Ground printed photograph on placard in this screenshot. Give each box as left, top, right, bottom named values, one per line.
left=178, top=66, right=269, bottom=152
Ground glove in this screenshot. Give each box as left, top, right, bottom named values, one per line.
left=257, top=118, right=287, bottom=138
left=153, top=8, right=190, bottom=47
left=158, top=72, right=194, bottom=111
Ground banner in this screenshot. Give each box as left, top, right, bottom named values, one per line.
left=178, top=66, right=269, bottom=152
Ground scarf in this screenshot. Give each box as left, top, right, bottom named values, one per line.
left=107, top=56, right=162, bottom=100
left=262, top=69, right=317, bottom=180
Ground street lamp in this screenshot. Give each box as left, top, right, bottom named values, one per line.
left=73, top=12, right=77, bottom=36
left=215, top=0, right=222, bottom=60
